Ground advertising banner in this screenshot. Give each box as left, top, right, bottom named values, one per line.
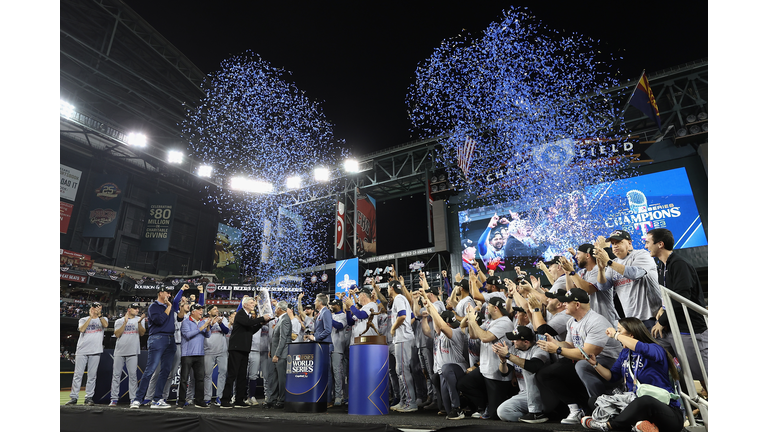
left=60, top=164, right=82, bottom=202
left=334, top=200, right=345, bottom=259
left=82, top=173, right=128, bottom=238
left=60, top=249, right=93, bottom=270
left=214, top=223, right=243, bottom=282
left=61, top=272, right=88, bottom=283
left=60, top=201, right=74, bottom=234
left=335, top=258, right=358, bottom=298
left=356, top=191, right=376, bottom=256
left=140, top=194, right=177, bottom=251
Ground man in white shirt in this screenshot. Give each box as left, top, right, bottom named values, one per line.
left=66, top=302, right=107, bottom=406
left=109, top=304, right=146, bottom=406
left=388, top=280, right=417, bottom=413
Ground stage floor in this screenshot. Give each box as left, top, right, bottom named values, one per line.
left=60, top=402, right=707, bottom=432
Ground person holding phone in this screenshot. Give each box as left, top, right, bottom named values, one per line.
left=534, top=288, right=623, bottom=425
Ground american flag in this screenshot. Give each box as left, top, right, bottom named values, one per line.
left=457, top=136, right=476, bottom=177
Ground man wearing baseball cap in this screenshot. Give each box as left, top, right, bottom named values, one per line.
left=561, top=244, right=620, bottom=327
left=65, top=302, right=108, bottom=406
left=328, top=298, right=348, bottom=406
left=542, top=256, right=568, bottom=293
left=534, top=288, right=622, bottom=425
left=133, top=285, right=181, bottom=409
left=494, top=325, right=551, bottom=423
left=109, top=303, right=146, bottom=406
left=461, top=239, right=477, bottom=275
left=595, top=230, right=662, bottom=332
left=458, top=296, right=516, bottom=420
left=388, top=280, right=418, bottom=413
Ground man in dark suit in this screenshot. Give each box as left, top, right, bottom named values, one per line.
left=305, top=293, right=334, bottom=406
left=264, top=300, right=292, bottom=409
left=220, top=296, right=270, bottom=409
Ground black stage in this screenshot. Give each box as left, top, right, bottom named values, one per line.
left=62, top=403, right=587, bottom=432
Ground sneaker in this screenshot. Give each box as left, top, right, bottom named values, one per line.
left=129, top=400, right=140, bottom=409
left=84, top=398, right=95, bottom=406
left=481, top=409, right=492, bottom=420
left=633, top=420, right=659, bottom=432
left=150, top=399, right=172, bottom=409
left=141, top=399, right=152, bottom=406
left=247, top=397, right=260, bottom=406
left=109, top=400, right=118, bottom=407
left=447, top=409, right=465, bottom=420
left=561, top=406, right=584, bottom=424
left=520, top=412, right=549, bottom=423
left=582, top=416, right=611, bottom=431
left=65, top=398, right=77, bottom=406
left=194, top=402, right=210, bottom=409
left=471, top=409, right=485, bottom=419
left=341, top=398, right=349, bottom=405
left=176, top=404, right=184, bottom=410
left=398, top=405, right=418, bottom=413
left=423, top=401, right=438, bottom=410
left=234, top=401, right=250, bottom=408
left=390, top=403, right=405, bottom=412
left=220, top=400, right=232, bottom=409
left=334, top=399, right=342, bottom=407
left=214, top=398, right=221, bottom=406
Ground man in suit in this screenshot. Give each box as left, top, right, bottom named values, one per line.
left=220, top=296, right=271, bottom=409
left=305, top=293, right=333, bottom=406
left=264, top=300, right=292, bottom=409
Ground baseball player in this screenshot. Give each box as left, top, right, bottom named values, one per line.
left=109, top=303, right=146, bottom=406
left=389, top=280, right=417, bottom=413
left=203, top=304, right=229, bottom=405
left=65, top=302, right=107, bottom=406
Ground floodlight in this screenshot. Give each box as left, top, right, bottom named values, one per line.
left=231, top=177, right=273, bottom=193
left=697, top=112, right=708, bottom=121
left=126, top=132, right=147, bottom=147
left=314, top=167, right=330, bottom=182
left=675, top=127, right=688, bottom=137
left=701, top=122, right=708, bottom=132
left=343, top=159, right=360, bottom=173
left=167, top=150, right=183, bottom=164
left=60, top=100, right=75, bottom=119
left=198, top=165, right=213, bottom=178
left=286, top=176, right=302, bottom=189
left=688, top=124, right=701, bottom=134
left=686, top=114, right=697, bottom=123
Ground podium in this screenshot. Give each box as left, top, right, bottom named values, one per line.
left=284, top=341, right=332, bottom=413
left=348, top=335, right=389, bottom=415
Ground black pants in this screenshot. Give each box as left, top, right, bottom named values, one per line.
left=456, top=367, right=513, bottom=420
left=598, top=395, right=684, bottom=432
left=178, top=355, right=205, bottom=406
left=222, top=350, right=249, bottom=404
left=536, top=357, right=590, bottom=412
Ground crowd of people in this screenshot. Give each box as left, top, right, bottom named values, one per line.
left=63, top=228, right=707, bottom=432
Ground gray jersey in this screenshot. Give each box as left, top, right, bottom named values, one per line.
left=291, top=317, right=302, bottom=343
left=331, top=311, right=348, bottom=353
left=113, top=316, right=143, bottom=357
left=478, top=316, right=516, bottom=381
left=204, top=317, right=229, bottom=355
left=566, top=309, right=623, bottom=362
left=76, top=316, right=106, bottom=355
left=506, top=342, right=550, bottom=390
left=433, top=326, right=468, bottom=373
left=454, top=295, right=477, bottom=318
left=544, top=310, right=570, bottom=341
left=579, top=267, right=620, bottom=327
left=601, top=250, right=662, bottom=320
left=549, top=275, right=567, bottom=293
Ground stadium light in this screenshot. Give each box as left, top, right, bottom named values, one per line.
left=286, top=176, right=302, bottom=189
left=60, top=100, right=75, bottom=119
left=343, top=159, right=360, bottom=173
left=314, top=167, right=330, bottom=182
left=126, top=132, right=147, bottom=147
left=167, top=150, right=184, bottom=164
left=231, top=177, right=273, bottom=193
left=197, top=165, right=213, bottom=178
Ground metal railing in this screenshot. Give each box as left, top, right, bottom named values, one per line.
left=659, top=286, right=708, bottom=431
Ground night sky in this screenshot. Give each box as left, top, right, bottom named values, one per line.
left=123, top=1, right=707, bottom=158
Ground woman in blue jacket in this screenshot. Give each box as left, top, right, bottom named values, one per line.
left=581, top=317, right=683, bottom=432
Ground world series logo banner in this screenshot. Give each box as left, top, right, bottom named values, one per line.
left=140, top=193, right=177, bottom=251
left=82, top=173, right=128, bottom=238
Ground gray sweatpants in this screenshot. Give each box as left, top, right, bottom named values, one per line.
left=394, top=340, right=416, bottom=409
left=70, top=353, right=100, bottom=399
left=332, top=351, right=345, bottom=401
left=497, top=369, right=545, bottom=421
left=204, top=351, right=228, bottom=401
left=110, top=354, right=138, bottom=401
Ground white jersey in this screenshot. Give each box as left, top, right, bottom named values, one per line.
left=331, top=311, right=348, bottom=353
left=113, top=316, right=143, bottom=357
left=433, top=327, right=468, bottom=374
left=505, top=342, right=550, bottom=391
left=478, top=316, right=516, bottom=381
left=454, top=295, right=477, bottom=318
left=391, top=294, right=414, bottom=343
left=579, top=267, right=620, bottom=327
